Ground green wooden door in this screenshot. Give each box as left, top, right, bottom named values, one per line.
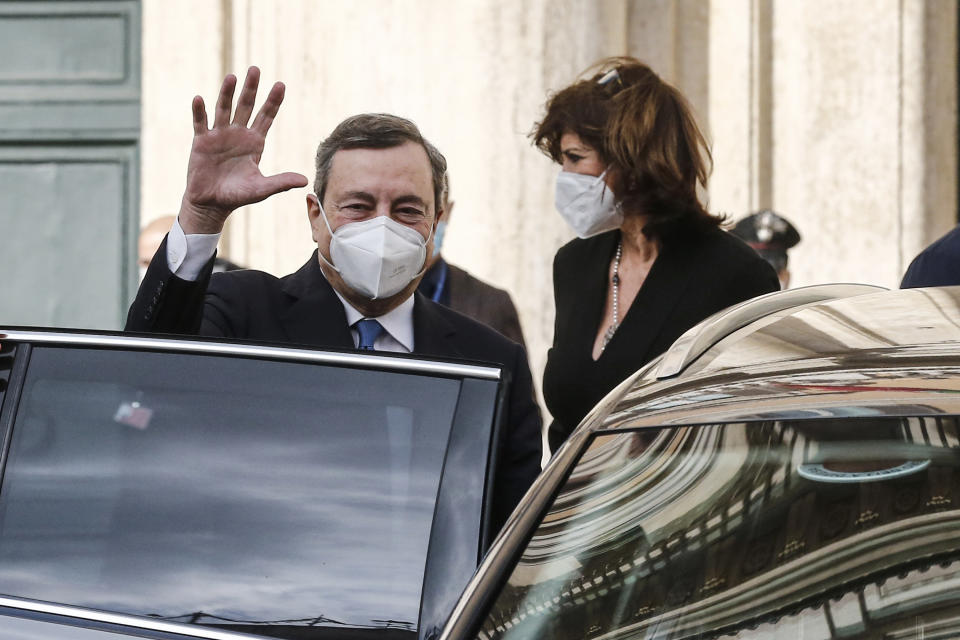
left=0, top=0, right=140, bottom=329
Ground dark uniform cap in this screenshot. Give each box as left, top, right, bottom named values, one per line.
left=730, top=210, right=801, bottom=273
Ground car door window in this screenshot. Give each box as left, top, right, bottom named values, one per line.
left=0, top=341, right=14, bottom=412
left=477, top=416, right=960, bottom=640
left=0, top=346, right=462, bottom=639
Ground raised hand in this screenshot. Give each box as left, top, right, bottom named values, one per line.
left=178, top=66, right=309, bottom=234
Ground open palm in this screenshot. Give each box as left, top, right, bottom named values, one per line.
left=180, top=67, right=308, bottom=234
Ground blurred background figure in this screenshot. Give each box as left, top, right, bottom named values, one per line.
left=534, top=57, right=779, bottom=452
left=901, top=224, right=960, bottom=288
left=138, top=215, right=242, bottom=281
left=730, top=210, right=801, bottom=289
left=417, top=176, right=526, bottom=346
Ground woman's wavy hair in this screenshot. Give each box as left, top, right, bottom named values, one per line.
left=532, top=57, right=723, bottom=240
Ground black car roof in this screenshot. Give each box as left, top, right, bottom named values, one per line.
left=591, top=285, right=960, bottom=430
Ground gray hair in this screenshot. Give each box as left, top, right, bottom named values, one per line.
left=440, top=172, right=451, bottom=210
left=314, top=113, right=447, bottom=213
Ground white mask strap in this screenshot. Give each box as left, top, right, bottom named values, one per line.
left=411, top=220, right=436, bottom=280
left=313, top=194, right=340, bottom=273
left=598, top=168, right=615, bottom=204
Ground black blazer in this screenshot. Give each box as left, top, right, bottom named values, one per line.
left=544, top=226, right=780, bottom=451
left=127, top=238, right=542, bottom=532
left=446, top=263, right=526, bottom=348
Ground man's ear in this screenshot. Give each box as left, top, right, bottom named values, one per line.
left=306, top=193, right=322, bottom=243
left=435, top=200, right=453, bottom=227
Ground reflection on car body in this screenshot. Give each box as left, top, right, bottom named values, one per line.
left=0, top=331, right=510, bottom=640
left=442, top=285, right=960, bottom=640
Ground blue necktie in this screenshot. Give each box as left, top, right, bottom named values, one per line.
left=355, top=319, right=385, bottom=351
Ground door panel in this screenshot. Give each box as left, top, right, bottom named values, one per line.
left=0, top=146, right=135, bottom=328
left=0, top=1, right=140, bottom=329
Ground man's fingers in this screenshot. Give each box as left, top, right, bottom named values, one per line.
left=213, top=74, right=238, bottom=128
left=260, top=172, right=310, bottom=197
left=242, top=173, right=308, bottom=206
left=251, top=82, right=286, bottom=136
left=191, top=96, right=208, bottom=135
left=232, top=66, right=260, bottom=127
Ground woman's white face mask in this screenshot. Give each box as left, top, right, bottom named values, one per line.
left=315, top=197, right=431, bottom=299
left=554, top=169, right=623, bottom=238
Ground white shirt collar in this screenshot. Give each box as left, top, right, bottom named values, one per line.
left=334, top=290, right=416, bottom=352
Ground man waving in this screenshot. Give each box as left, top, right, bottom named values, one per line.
left=128, top=67, right=541, bottom=532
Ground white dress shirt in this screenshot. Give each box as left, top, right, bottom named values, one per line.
left=165, top=217, right=220, bottom=281
left=163, top=217, right=414, bottom=353
left=334, top=291, right=414, bottom=353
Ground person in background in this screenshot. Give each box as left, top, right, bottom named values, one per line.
left=139, top=215, right=242, bottom=281
left=417, top=175, right=527, bottom=346
left=901, top=224, right=960, bottom=288
left=730, top=210, right=801, bottom=289
left=533, top=57, right=780, bottom=452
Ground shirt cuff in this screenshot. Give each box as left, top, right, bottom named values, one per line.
left=167, top=217, right=221, bottom=282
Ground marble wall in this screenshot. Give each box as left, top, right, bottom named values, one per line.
left=142, top=0, right=957, bottom=415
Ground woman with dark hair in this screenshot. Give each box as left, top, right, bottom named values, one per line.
left=537, top=57, right=779, bottom=451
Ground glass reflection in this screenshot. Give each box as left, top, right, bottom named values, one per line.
left=683, top=287, right=960, bottom=377
left=479, top=416, right=960, bottom=639
left=0, top=347, right=461, bottom=639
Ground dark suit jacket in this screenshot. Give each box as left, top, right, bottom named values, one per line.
left=127, top=238, right=542, bottom=532
left=544, top=226, right=780, bottom=451
left=901, top=225, right=960, bottom=288
left=440, top=261, right=526, bottom=347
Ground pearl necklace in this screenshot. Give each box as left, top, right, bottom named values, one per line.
left=601, top=239, right=622, bottom=352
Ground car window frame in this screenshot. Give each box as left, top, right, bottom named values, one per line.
left=0, top=329, right=508, bottom=640
left=0, top=595, right=260, bottom=640
left=0, top=339, right=28, bottom=504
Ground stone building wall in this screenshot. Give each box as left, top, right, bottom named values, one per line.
left=141, top=0, right=957, bottom=418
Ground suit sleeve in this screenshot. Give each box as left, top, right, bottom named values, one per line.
left=125, top=235, right=218, bottom=335
left=490, top=341, right=543, bottom=534
left=545, top=249, right=570, bottom=452
left=550, top=247, right=565, bottom=346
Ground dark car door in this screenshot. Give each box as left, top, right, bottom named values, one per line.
left=0, top=330, right=507, bottom=640
left=454, top=414, right=960, bottom=640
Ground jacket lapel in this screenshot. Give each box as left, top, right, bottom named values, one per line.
left=279, top=253, right=354, bottom=349
left=412, top=292, right=460, bottom=358
left=278, top=256, right=460, bottom=355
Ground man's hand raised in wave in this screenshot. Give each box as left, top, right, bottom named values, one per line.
left=179, top=66, right=309, bottom=234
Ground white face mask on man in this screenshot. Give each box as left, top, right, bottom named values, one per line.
left=554, top=169, right=623, bottom=238
left=314, top=196, right=431, bottom=300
